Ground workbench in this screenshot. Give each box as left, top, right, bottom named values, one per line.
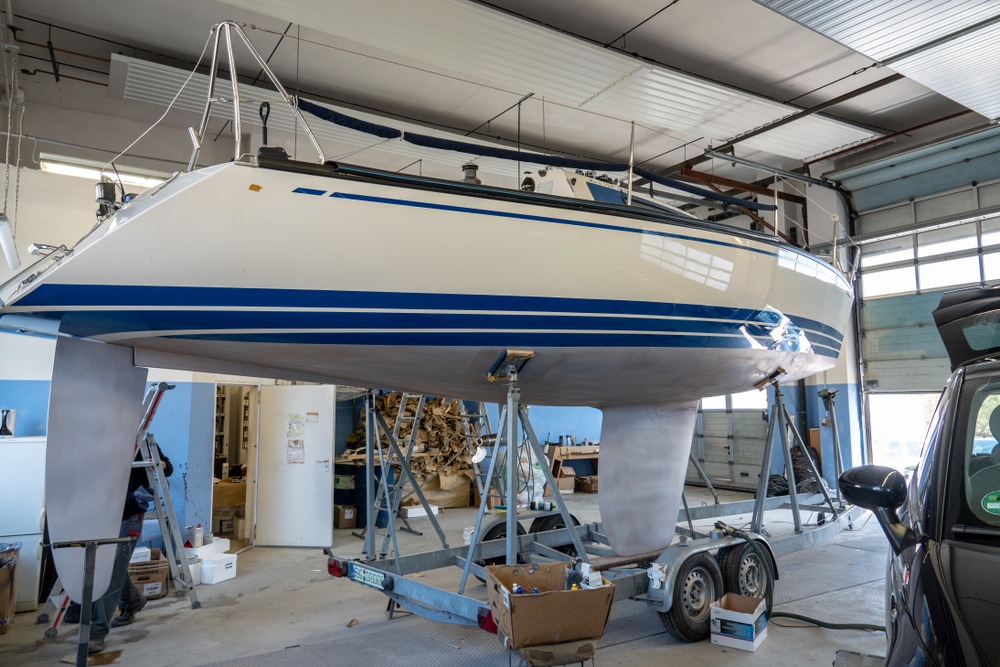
left=212, top=480, right=247, bottom=507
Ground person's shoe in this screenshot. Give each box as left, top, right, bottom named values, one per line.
left=63, top=602, right=81, bottom=624
left=110, top=596, right=147, bottom=627
left=87, top=638, right=105, bottom=654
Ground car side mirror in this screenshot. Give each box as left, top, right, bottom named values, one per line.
left=839, top=465, right=916, bottom=554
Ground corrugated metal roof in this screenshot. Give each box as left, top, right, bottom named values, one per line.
left=756, top=0, right=1000, bottom=120
left=222, top=0, right=881, bottom=162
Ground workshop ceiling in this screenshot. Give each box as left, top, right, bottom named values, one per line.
left=8, top=0, right=997, bottom=193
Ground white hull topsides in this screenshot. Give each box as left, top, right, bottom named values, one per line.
left=3, top=155, right=853, bottom=557
left=2, top=158, right=852, bottom=408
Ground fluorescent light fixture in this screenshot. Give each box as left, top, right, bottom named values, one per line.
left=39, top=153, right=168, bottom=188
left=0, top=213, right=20, bottom=270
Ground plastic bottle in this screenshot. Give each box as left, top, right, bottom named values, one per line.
left=512, top=583, right=523, bottom=594
left=571, top=583, right=578, bottom=590
left=532, top=587, right=539, bottom=594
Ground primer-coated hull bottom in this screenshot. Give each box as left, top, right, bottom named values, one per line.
left=130, top=339, right=830, bottom=407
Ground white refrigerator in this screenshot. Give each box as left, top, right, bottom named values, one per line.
left=0, top=436, right=46, bottom=612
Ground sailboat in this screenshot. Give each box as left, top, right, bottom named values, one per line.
left=0, top=22, right=853, bottom=599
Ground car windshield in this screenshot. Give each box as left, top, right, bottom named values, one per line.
left=959, top=378, right=1000, bottom=532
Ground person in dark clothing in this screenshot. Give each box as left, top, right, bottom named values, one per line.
left=86, top=443, right=172, bottom=654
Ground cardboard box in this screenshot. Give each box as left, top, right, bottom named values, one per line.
left=710, top=593, right=767, bottom=652
left=400, top=504, right=440, bottom=518
left=557, top=467, right=575, bottom=493
left=0, top=543, right=17, bottom=635
left=575, top=476, right=598, bottom=493
left=334, top=504, right=357, bottom=529
left=128, top=557, right=170, bottom=599
left=202, top=553, right=237, bottom=585
left=559, top=445, right=599, bottom=457
left=485, top=563, right=614, bottom=650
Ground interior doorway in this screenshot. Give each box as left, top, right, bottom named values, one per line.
left=212, top=384, right=259, bottom=546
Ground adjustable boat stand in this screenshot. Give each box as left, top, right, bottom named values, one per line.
left=457, top=350, right=588, bottom=595
left=751, top=379, right=841, bottom=535
left=52, top=537, right=132, bottom=667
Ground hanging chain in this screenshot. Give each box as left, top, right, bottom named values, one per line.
left=13, top=103, right=23, bottom=234
left=3, top=45, right=14, bottom=216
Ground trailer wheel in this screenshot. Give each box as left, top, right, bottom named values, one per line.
left=659, top=553, right=723, bottom=642
left=717, top=541, right=773, bottom=599
left=473, top=521, right=527, bottom=581
left=529, top=513, right=581, bottom=556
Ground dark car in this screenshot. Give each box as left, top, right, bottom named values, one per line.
left=840, top=285, right=1000, bottom=666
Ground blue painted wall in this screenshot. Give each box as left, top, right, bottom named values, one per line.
left=485, top=404, right=602, bottom=443
left=0, top=380, right=50, bottom=436
left=776, top=381, right=865, bottom=486
left=142, top=381, right=215, bottom=541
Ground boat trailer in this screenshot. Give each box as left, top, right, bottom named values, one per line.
left=325, top=358, right=865, bottom=643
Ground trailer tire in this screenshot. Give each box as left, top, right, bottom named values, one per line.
left=473, top=521, right=527, bottom=581
left=717, top=541, right=774, bottom=599
left=529, top=513, right=581, bottom=556
left=659, top=553, right=723, bottom=642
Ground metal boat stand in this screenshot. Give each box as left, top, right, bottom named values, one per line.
left=751, top=378, right=846, bottom=536
left=51, top=536, right=132, bottom=667
left=457, top=350, right=589, bottom=594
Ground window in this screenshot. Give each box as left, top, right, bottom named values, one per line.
left=861, top=266, right=917, bottom=298
left=962, top=378, right=1000, bottom=528
left=857, top=192, right=1000, bottom=300
left=917, top=223, right=977, bottom=258
left=918, top=256, right=980, bottom=290
left=861, top=237, right=914, bottom=268
left=700, top=390, right=767, bottom=411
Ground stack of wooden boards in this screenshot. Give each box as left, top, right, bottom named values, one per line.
left=343, top=393, right=475, bottom=508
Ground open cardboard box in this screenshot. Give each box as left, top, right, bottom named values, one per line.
left=710, top=593, right=767, bottom=651
left=485, top=563, right=614, bottom=650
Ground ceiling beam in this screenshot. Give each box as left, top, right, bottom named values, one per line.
left=680, top=168, right=806, bottom=206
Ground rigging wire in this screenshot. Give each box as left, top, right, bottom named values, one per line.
left=99, top=29, right=214, bottom=175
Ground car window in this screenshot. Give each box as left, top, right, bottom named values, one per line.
left=957, top=377, right=1000, bottom=530
left=913, top=381, right=951, bottom=508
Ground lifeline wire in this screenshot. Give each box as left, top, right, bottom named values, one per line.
left=100, top=29, right=214, bottom=176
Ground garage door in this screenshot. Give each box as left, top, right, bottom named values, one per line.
left=687, top=407, right=768, bottom=492
left=856, top=180, right=1000, bottom=392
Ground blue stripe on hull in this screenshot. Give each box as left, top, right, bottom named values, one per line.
left=52, top=308, right=842, bottom=355
left=164, top=330, right=833, bottom=355
left=14, top=285, right=844, bottom=341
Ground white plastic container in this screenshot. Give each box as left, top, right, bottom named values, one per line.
left=201, top=553, right=237, bottom=584
left=183, top=524, right=204, bottom=548
left=129, top=546, right=151, bottom=563
left=188, top=559, right=202, bottom=586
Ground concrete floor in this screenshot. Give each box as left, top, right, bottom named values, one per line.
left=0, top=487, right=889, bottom=666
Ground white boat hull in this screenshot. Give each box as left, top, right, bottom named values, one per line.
left=2, top=157, right=854, bottom=556
left=2, top=159, right=851, bottom=407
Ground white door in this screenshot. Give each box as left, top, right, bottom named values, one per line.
left=255, top=385, right=335, bottom=546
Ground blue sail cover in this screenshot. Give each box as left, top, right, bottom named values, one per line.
left=297, top=99, right=776, bottom=212
left=298, top=99, right=401, bottom=139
